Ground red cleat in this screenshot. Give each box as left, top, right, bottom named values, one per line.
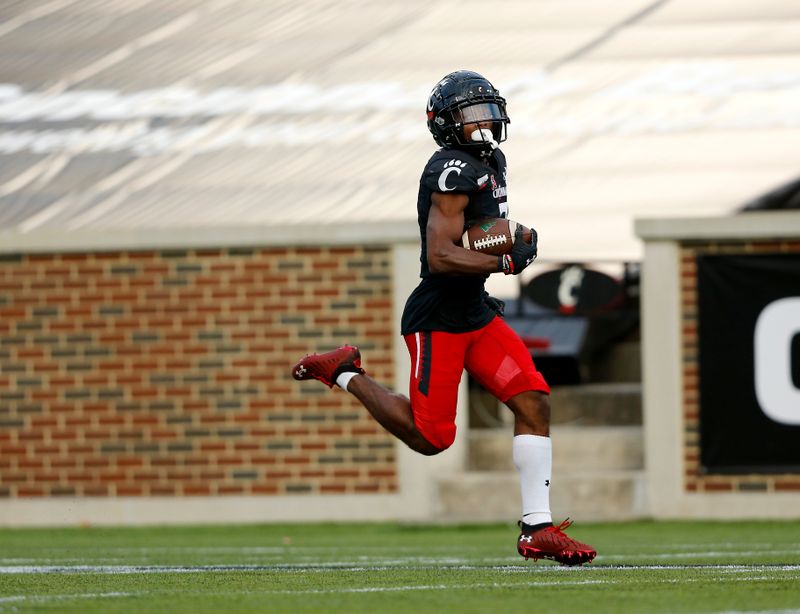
left=517, top=519, right=596, bottom=566
left=291, top=345, right=365, bottom=388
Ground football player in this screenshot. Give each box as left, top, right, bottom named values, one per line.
left=293, top=70, right=595, bottom=566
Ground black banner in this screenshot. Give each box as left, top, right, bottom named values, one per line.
left=697, top=254, right=800, bottom=474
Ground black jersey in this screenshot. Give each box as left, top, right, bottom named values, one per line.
left=401, top=147, right=509, bottom=335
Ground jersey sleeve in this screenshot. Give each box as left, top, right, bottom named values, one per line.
left=421, top=152, right=487, bottom=194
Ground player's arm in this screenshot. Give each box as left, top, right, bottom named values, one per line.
left=426, top=192, right=501, bottom=275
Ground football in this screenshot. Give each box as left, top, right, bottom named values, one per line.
left=459, top=218, right=533, bottom=256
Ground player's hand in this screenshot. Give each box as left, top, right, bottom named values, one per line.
left=500, top=226, right=538, bottom=275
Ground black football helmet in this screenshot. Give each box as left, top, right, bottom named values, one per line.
left=426, top=70, right=509, bottom=156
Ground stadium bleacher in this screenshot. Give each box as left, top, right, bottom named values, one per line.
left=1, top=0, right=799, bottom=274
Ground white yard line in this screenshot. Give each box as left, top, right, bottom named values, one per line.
left=599, top=549, right=800, bottom=561
left=268, top=579, right=612, bottom=594
left=0, top=563, right=798, bottom=575
left=0, top=583, right=608, bottom=606
left=0, top=592, right=135, bottom=605
left=1, top=576, right=798, bottom=605
left=0, top=543, right=791, bottom=556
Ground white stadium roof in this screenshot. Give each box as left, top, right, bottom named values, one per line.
left=0, top=0, right=798, bottom=263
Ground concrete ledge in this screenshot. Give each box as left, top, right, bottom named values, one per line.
left=553, top=470, right=648, bottom=522
left=655, top=493, right=800, bottom=520
left=437, top=470, right=648, bottom=522
left=635, top=211, right=800, bottom=241
left=436, top=472, right=520, bottom=522
left=0, top=493, right=435, bottom=528
left=0, top=220, right=420, bottom=254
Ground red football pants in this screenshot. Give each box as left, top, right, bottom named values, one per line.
left=403, top=316, right=550, bottom=450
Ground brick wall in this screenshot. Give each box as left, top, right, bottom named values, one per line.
left=0, top=245, right=397, bottom=498
left=680, top=239, right=800, bottom=494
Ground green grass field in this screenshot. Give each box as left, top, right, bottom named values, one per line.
left=1, top=520, right=799, bottom=613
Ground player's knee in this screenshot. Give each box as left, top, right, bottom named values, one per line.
left=410, top=421, right=455, bottom=455
left=508, top=390, right=550, bottom=434
left=413, top=441, right=445, bottom=456
left=531, top=390, right=551, bottom=414
left=424, top=424, right=456, bottom=453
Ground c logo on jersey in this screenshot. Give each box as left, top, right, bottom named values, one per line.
left=438, top=159, right=467, bottom=191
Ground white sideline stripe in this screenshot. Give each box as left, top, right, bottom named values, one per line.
left=0, top=592, right=134, bottom=604
left=597, top=548, right=800, bottom=561
left=270, top=579, right=611, bottom=594
left=4, top=550, right=798, bottom=566
left=0, top=542, right=787, bottom=555
left=3, top=577, right=800, bottom=603
left=0, top=584, right=608, bottom=605
left=1, top=563, right=799, bottom=575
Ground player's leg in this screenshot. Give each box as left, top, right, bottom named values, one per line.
left=291, top=335, right=467, bottom=456
left=464, top=318, right=553, bottom=524
left=506, top=390, right=552, bottom=526
left=291, top=345, right=439, bottom=455
left=465, top=317, right=595, bottom=565
left=506, top=389, right=597, bottom=565
left=400, top=330, right=468, bottom=453
left=462, top=319, right=552, bottom=440
left=346, top=374, right=441, bottom=456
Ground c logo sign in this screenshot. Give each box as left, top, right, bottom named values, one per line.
left=437, top=160, right=466, bottom=192
left=438, top=167, right=461, bottom=191
left=754, top=297, right=800, bottom=425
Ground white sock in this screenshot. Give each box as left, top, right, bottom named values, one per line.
left=512, top=434, right=553, bottom=526
left=335, top=371, right=358, bottom=391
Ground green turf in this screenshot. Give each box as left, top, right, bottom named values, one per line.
left=1, top=520, right=799, bottom=613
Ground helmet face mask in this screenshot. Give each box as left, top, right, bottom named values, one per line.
left=427, top=70, right=509, bottom=156
left=455, top=102, right=507, bottom=145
